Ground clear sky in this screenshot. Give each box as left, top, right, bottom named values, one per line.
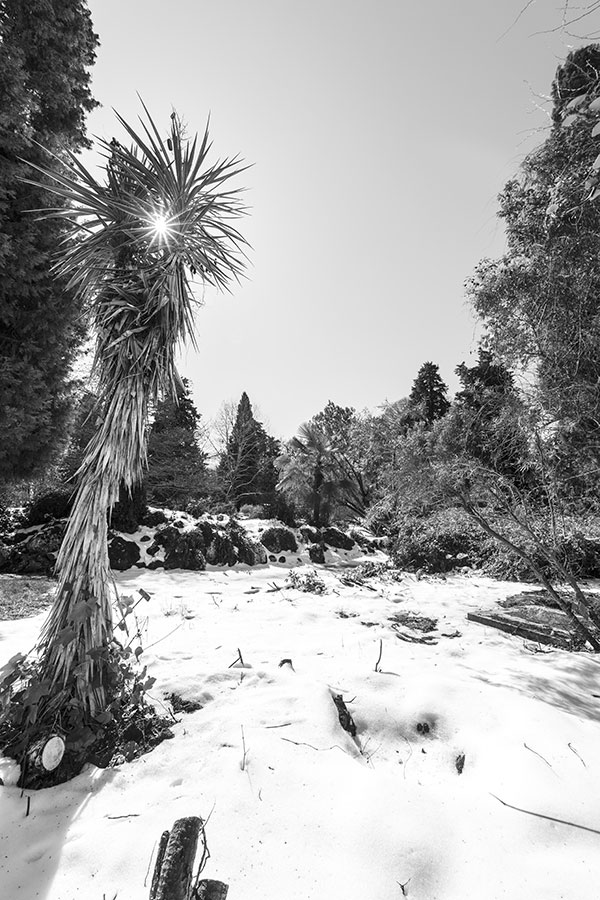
left=84, top=0, right=599, bottom=439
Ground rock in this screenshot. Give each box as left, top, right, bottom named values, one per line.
left=0, top=522, right=66, bottom=575
left=142, top=509, right=168, bottom=527
left=154, top=525, right=206, bottom=570
left=205, top=532, right=238, bottom=567
left=321, top=527, right=355, bottom=550
left=260, top=526, right=298, bottom=553
left=278, top=556, right=286, bottom=563
left=108, top=535, right=141, bottom=571
left=299, top=525, right=320, bottom=544
left=228, top=521, right=267, bottom=566
left=308, top=543, right=325, bottom=564
left=140, top=535, right=151, bottom=543
left=147, top=559, right=165, bottom=570
left=269, top=554, right=277, bottom=562
left=27, top=523, right=65, bottom=554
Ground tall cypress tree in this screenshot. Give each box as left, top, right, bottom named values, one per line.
left=408, top=361, right=450, bottom=425
left=0, top=0, right=98, bottom=484
left=218, top=392, right=280, bottom=510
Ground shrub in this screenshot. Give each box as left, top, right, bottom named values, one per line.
left=24, top=487, right=75, bottom=526
left=391, top=508, right=489, bottom=573
left=392, top=507, right=600, bottom=582
left=110, top=484, right=147, bottom=534
left=480, top=517, right=600, bottom=582
left=260, top=525, right=298, bottom=553
left=239, top=503, right=266, bottom=518
left=286, top=568, right=327, bottom=594
left=184, top=498, right=207, bottom=518
left=262, top=494, right=297, bottom=527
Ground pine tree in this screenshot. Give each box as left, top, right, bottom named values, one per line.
left=146, top=379, right=207, bottom=508
left=408, top=362, right=450, bottom=426
left=0, top=0, right=98, bottom=484
left=453, top=350, right=529, bottom=483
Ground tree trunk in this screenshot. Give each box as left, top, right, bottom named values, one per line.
left=38, top=378, right=148, bottom=714
left=150, top=816, right=202, bottom=900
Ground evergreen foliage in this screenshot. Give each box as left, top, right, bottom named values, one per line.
left=407, top=361, right=450, bottom=425
left=0, top=0, right=98, bottom=484
left=146, top=379, right=207, bottom=509
left=467, top=45, right=600, bottom=504
left=218, top=392, right=280, bottom=510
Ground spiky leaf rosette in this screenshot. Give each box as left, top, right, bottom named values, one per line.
left=23, top=107, right=248, bottom=717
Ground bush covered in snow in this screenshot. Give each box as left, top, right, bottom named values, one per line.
left=391, top=507, right=600, bottom=581
left=392, top=508, right=487, bottom=574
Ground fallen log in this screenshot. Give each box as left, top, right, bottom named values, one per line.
left=466, top=611, right=576, bottom=649
left=150, top=817, right=202, bottom=900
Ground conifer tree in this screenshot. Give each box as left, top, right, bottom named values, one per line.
left=408, top=361, right=450, bottom=426
left=0, top=0, right=98, bottom=484
left=218, top=393, right=280, bottom=510
left=146, top=379, right=207, bottom=508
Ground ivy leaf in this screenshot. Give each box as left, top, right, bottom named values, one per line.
left=143, top=677, right=156, bottom=691
left=55, top=626, right=77, bottom=646
left=72, top=599, right=97, bottom=625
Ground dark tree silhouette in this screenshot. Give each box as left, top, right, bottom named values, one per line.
left=0, top=0, right=98, bottom=484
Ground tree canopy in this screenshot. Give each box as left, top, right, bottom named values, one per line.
left=0, top=0, right=98, bottom=484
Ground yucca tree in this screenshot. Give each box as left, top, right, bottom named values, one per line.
left=26, top=106, right=247, bottom=718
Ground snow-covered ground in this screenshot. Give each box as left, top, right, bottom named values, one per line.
left=1, top=562, right=600, bottom=900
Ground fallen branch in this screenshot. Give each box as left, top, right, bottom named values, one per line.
left=392, top=625, right=438, bottom=645
left=490, top=794, right=600, bottom=835
left=374, top=639, right=383, bottom=673
left=281, top=737, right=346, bottom=753
left=523, top=742, right=556, bottom=773
left=568, top=742, right=586, bottom=767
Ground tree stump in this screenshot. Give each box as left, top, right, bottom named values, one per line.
left=150, top=816, right=202, bottom=900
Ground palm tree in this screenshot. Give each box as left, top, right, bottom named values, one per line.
left=26, top=106, right=247, bottom=719
left=277, top=423, right=339, bottom=527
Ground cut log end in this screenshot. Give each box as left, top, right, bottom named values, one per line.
left=27, top=735, right=66, bottom=774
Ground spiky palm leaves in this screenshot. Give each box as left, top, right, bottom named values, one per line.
left=277, top=423, right=339, bottom=527
left=27, top=107, right=247, bottom=714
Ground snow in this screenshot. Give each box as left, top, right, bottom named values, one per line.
left=2, top=561, right=600, bottom=899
